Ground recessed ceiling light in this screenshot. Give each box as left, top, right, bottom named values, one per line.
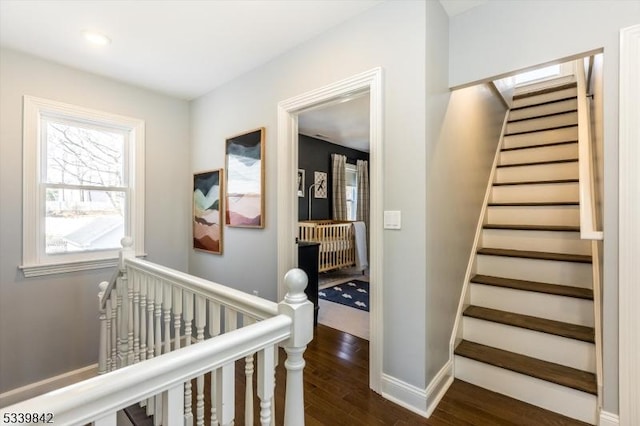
left=82, top=30, right=111, bottom=46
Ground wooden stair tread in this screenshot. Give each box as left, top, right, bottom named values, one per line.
left=505, top=124, right=577, bottom=137
left=508, top=109, right=578, bottom=123
left=471, top=274, right=592, bottom=300
left=501, top=140, right=578, bottom=152
left=477, top=248, right=592, bottom=263
left=483, top=224, right=580, bottom=232
left=454, top=340, right=597, bottom=395
left=510, top=95, right=578, bottom=112
left=463, top=305, right=595, bottom=342
left=488, top=201, right=579, bottom=206
left=512, top=82, right=577, bottom=100
left=493, top=178, right=578, bottom=186
left=497, top=158, right=578, bottom=168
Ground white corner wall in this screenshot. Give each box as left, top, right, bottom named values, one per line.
left=0, top=48, right=190, bottom=394
left=449, top=0, right=640, bottom=414
left=190, top=0, right=429, bottom=391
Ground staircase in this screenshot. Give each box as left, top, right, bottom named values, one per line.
left=453, top=80, right=599, bottom=424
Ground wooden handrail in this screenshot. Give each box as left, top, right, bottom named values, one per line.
left=575, top=58, right=603, bottom=240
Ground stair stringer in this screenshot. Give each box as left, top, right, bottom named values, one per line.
left=448, top=110, right=509, bottom=357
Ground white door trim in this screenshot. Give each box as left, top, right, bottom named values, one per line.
left=618, top=23, right=640, bottom=426
left=277, top=68, right=384, bottom=391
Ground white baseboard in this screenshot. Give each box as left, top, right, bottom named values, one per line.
left=599, top=411, right=619, bottom=426
left=380, top=360, right=453, bottom=418
left=425, top=360, right=453, bottom=417
left=0, top=364, right=98, bottom=408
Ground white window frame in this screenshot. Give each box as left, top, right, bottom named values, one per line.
left=21, top=96, right=145, bottom=277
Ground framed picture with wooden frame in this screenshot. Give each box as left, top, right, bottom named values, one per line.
left=193, top=169, right=223, bottom=254
left=225, top=127, right=265, bottom=228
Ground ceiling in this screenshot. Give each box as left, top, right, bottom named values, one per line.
left=0, top=0, right=487, bottom=150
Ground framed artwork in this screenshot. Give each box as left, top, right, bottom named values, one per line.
left=314, top=171, right=327, bottom=198
left=193, top=169, right=223, bottom=254
left=225, top=127, right=265, bottom=227
left=297, top=169, right=305, bottom=197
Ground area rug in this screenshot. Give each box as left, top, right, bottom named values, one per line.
left=318, top=280, right=369, bottom=312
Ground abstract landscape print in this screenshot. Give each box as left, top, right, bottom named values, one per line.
left=193, top=169, right=223, bottom=254
left=225, top=128, right=265, bottom=228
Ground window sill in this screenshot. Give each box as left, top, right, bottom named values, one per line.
left=19, top=257, right=119, bottom=278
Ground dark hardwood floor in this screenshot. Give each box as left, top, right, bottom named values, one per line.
left=295, top=325, right=589, bottom=426
left=128, top=324, right=590, bottom=425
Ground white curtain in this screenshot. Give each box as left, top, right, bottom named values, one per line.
left=356, top=159, right=369, bottom=230
left=331, top=154, right=347, bottom=220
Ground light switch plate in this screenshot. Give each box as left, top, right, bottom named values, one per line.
left=384, top=210, right=401, bottom=229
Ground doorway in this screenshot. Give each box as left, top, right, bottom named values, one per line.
left=276, top=68, right=383, bottom=391
left=298, top=93, right=370, bottom=340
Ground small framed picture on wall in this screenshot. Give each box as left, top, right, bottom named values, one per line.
left=298, top=169, right=305, bottom=197
left=314, top=171, right=327, bottom=198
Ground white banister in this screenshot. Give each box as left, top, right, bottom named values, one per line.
left=89, top=240, right=313, bottom=425
left=575, top=58, right=604, bottom=241
left=0, top=315, right=293, bottom=425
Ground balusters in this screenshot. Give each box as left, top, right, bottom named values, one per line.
left=132, top=269, right=141, bottom=363
left=217, top=363, right=235, bottom=426
left=173, top=287, right=183, bottom=351
left=98, top=281, right=109, bottom=375
left=139, top=275, right=148, bottom=361
left=154, top=278, right=163, bottom=358
left=209, top=301, right=221, bottom=426
left=145, top=279, right=155, bottom=417
left=257, top=346, right=275, bottom=426
left=163, top=282, right=172, bottom=355
left=110, top=291, right=117, bottom=371
left=153, top=278, right=164, bottom=425
left=105, top=297, right=113, bottom=372
left=195, top=295, right=207, bottom=426
left=243, top=317, right=256, bottom=426
left=127, top=267, right=135, bottom=365
left=183, top=291, right=194, bottom=425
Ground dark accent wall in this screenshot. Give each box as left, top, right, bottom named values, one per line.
left=298, top=134, right=369, bottom=221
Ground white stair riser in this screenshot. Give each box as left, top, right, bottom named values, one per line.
left=491, top=182, right=578, bottom=203
left=506, top=111, right=578, bottom=135
left=470, top=283, right=594, bottom=326
left=486, top=205, right=580, bottom=226
left=503, top=126, right=578, bottom=150
left=454, top=356, right=597, bottom=424
left=499, top=142, right=578, bottom=166
left=462, top=317, right=596, bottom=372
left=511, top=87, right=578, bottom=109
left=495, top=161, right=578, bottom=183
left=482, top=229, right=590, bottom=255
left=476, top=255, right=592, bottom=288
left=509, top=98, right=578, bottom=121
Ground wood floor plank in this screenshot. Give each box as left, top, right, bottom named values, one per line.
left=127, top=325, right=593, bottom=425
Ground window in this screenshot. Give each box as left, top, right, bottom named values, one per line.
left=514, top=64, right=561, bottom=85
left=21, top=96, right=145, bottom=277
left=345, top=163, right=358, bottom=221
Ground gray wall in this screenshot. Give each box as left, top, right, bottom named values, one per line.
left=448, top=0, right=640, bottom=413
left=0, top=48, right=190, bottom=393
left=426, top=82, right=506, bottom=380
left=190, top=0, right=430, bottom=389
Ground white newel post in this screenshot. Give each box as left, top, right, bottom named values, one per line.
left=278, top=268, right=314, bottom=426
left=98, top=281, right=109, bottom=375
left=118, top=237, right=135, bottom=367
